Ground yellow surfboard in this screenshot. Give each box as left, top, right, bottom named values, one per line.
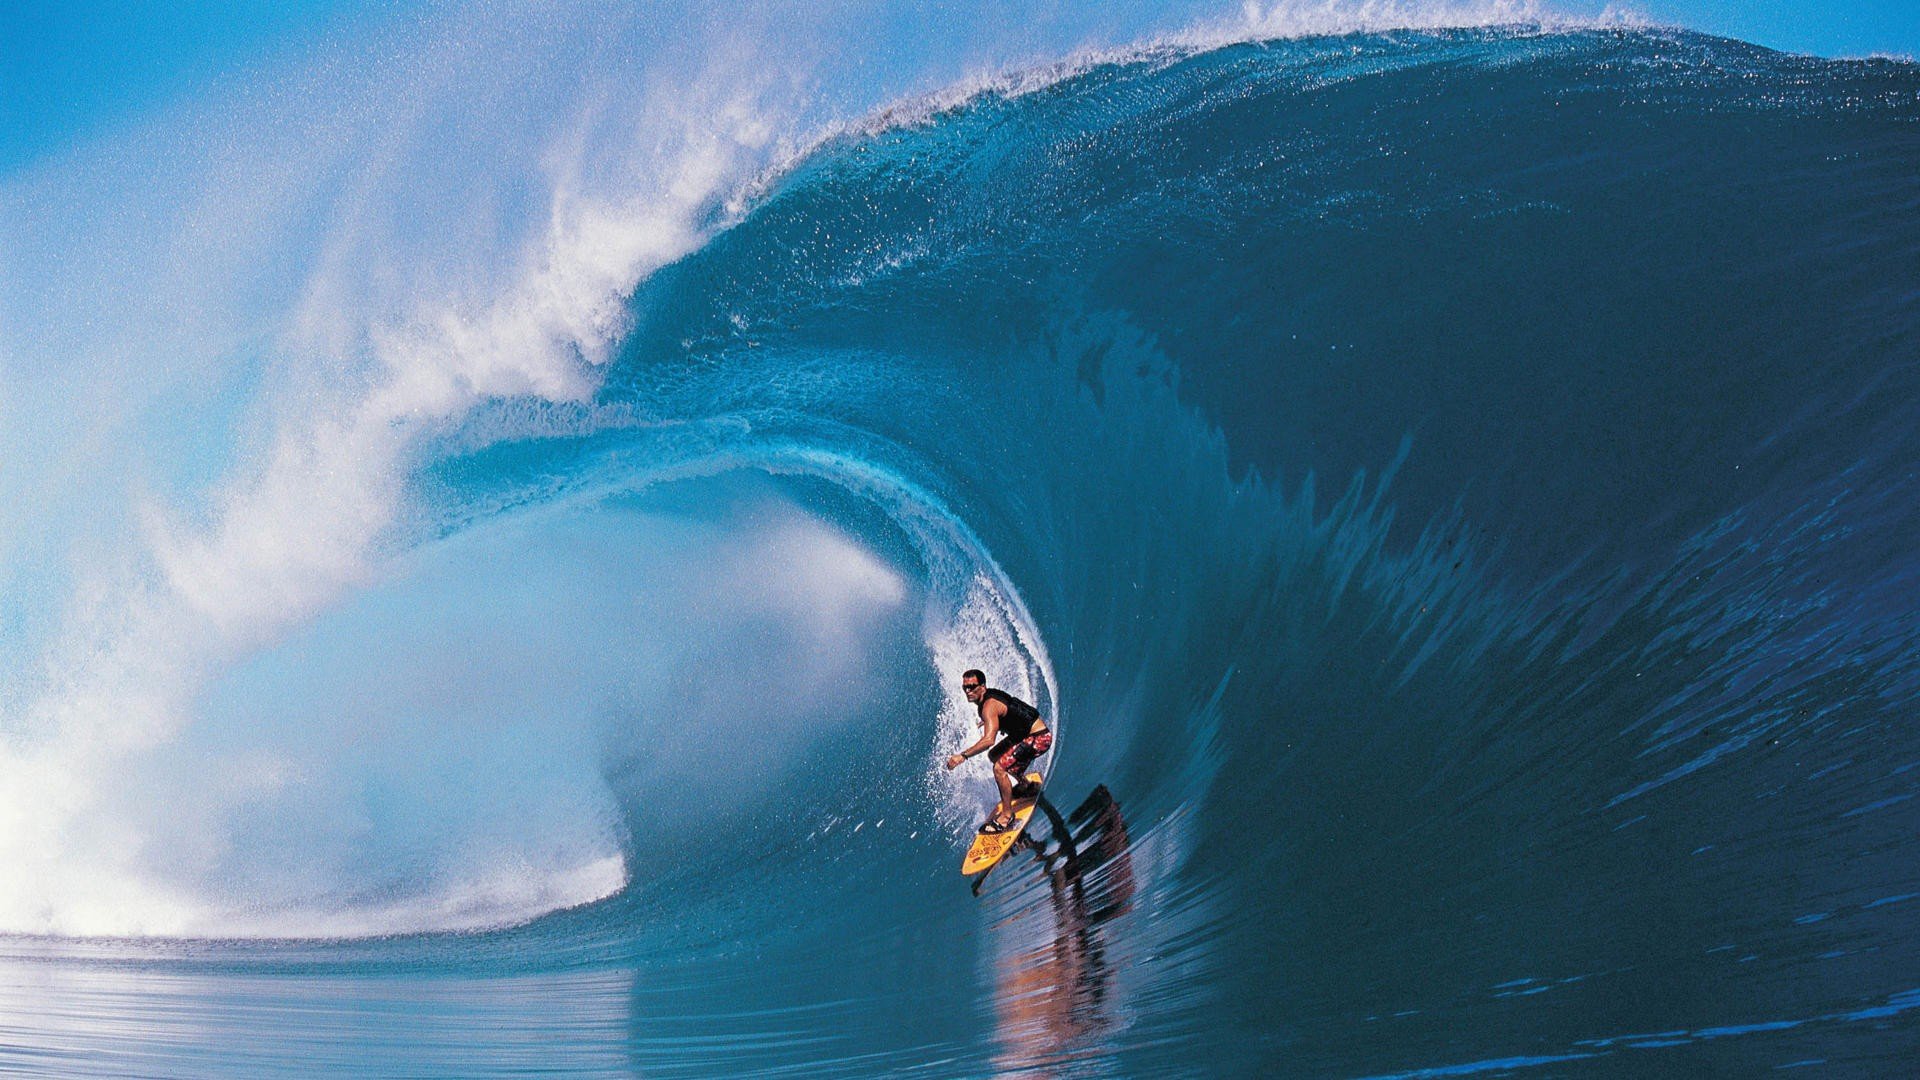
left=961, top=773, right=1044, bottom=876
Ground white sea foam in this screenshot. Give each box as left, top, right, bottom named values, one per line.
left=926, top=577, right=1058, bottom=832
left=0, top=6, right=819, bottom=938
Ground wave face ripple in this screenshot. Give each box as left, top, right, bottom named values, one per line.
left=5, top=21, right=1920, bottom=1077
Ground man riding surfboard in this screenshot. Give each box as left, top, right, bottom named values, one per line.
left=945, top=669, right=1051, bottom=832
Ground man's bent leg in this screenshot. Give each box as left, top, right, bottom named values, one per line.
left=991, top=763, right=1015, bottom=824
left=1005, top=733, right=1052, bottom=798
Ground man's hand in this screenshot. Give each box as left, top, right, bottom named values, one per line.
left=945, top=754, right=965, bottom=770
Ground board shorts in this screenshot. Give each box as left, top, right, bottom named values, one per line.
left=995, top=730, right=1053, bottom=774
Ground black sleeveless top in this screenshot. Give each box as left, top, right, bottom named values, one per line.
left=982, top=688, right=1043, bottom=741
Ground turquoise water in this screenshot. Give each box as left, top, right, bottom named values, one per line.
left=3, top=16, right=1919, bottom=1077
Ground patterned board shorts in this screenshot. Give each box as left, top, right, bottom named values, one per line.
left=996, top=730, right=1054, bottom=774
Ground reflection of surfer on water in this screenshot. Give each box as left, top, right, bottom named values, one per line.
left=987, top=785, right=1137, bottom=1071
left=945, top=669, right=1051, bottom=832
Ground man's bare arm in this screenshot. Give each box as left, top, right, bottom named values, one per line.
left=944, top=699, right=1005, bottom=770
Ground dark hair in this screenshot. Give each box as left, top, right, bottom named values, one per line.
left=961, top=668, right=986, bottom=686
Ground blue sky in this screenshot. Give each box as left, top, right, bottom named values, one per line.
left=0, top=0, right=396, bottom=171
left=2, top=1, right=1914, bottom=173
left=1671, top=0, right=1918, bottom=58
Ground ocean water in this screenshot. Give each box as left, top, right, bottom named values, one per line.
left=2, top=7, right=1919, bottom=1077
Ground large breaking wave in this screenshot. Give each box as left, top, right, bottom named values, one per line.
left=2, top=4, right=1918, bottom=1074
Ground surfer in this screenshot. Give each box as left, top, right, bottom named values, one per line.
left=944, top=669, right=1051, bottom=833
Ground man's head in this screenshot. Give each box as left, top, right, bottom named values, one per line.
left=961, top=668, right=987, bottom=705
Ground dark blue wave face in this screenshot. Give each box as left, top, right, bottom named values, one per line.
left=571, top=28, right=1920, bottom=1074
left=11, top=28, right=1919, bottom=1078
